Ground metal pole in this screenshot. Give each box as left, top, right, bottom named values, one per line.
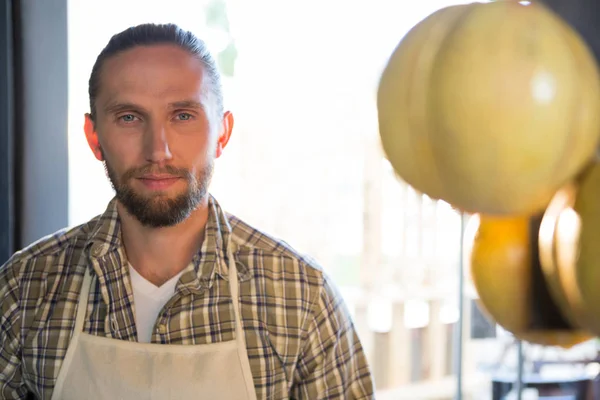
left=516, top=339, right=524, bottom=400
left=455, top=212, right=467, bottom=400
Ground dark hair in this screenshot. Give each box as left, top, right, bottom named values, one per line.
left=88, top=23, right=223, bottom=120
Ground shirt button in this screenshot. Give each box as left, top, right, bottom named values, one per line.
left=110, top=317, right=118, bottom=332
left=157, top=324, right=167, bottom=334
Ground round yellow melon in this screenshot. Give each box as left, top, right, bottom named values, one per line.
left=538, top=182, right=583, bottom=330
left=466, top=214, right=592, bottom=348
left=377, top=0, right=600, bottom=215
left=540, top=163, right=600, bottom=336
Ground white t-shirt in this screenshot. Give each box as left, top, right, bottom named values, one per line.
left=128, top=264, right=185, bottom=343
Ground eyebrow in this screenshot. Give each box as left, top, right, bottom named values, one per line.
left=102, top=100, right=205, bottom=115
left=103, top=102, right=146, bottom=115
left=167, top=100, right=204, bottom=110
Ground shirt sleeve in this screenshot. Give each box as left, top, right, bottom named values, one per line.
left=0, top=257, right=28, bottom=399
left=292, top=273, right=375, bottom=399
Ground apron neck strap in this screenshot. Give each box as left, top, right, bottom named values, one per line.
left=225, top=238, right=244, bottom=340
left=74, top=268, right=93, bottom=336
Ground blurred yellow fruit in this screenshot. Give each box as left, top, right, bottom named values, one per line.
left=467, top=215, right=593, bottom=348
left=541, top=163, right=600, bottom=336
left=378, top=1, right=600, bottom=215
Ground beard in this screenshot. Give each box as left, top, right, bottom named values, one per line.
left=103, top=157, right=214, bottom=228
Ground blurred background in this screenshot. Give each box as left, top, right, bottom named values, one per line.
left=2, top=0, right=600, bottom=398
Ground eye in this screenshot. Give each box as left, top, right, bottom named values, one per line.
left=175, top=112, right=193, bottom=121
left=119, top=114, right=139, bottom=123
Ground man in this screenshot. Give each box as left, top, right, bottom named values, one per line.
left=0, top=23, right=375, bottom=399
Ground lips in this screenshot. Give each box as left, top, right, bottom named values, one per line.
left=139, top=174, right=180, bottom=180
left=137, top=175, right=182, bottom=190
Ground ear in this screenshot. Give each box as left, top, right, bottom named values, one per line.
left=215, top=111, right=234, bottom=159
left=84, top=113, right=104, bottom=161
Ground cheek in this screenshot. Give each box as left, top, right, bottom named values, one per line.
left=173, top=132, right=215, bottom=160
left=180, top=148, right=211, bottom=175
left=99, top=141, right=138, bottom=174
left=98, top=128, right=143, bottom=163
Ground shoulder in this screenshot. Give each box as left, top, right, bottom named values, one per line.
left=226, top=212, right=346, bottom=328
left=227, top=212, right=326, bottom=287
left=226, top=214, right=362, bottom=365
left=227, top=212, right=348, bottom=317
left=226, top=212, right=352, bottom=352
left=0, top=215, right=100, bottom=291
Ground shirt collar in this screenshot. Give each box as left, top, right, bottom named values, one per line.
left=84, top=194, right=252, bottom=292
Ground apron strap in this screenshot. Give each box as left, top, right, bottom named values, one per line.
left=226, top=240, right=258, bottom=400
left=74, top=268, right=93, bottom=336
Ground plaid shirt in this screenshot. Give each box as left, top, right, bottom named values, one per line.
left=0, top=195, right=374, bottom=400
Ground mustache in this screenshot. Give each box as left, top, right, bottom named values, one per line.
left=121, top=164, right=191, bottom=181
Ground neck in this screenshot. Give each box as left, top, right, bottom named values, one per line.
left=118, top=197, right=210, bottom=286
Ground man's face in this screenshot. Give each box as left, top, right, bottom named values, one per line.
left=84, top=44, right=231, bottom=227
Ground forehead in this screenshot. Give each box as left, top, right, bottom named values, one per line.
left=97, top=44, right=207, bottom=108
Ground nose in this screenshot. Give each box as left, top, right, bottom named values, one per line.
left=144, top=121, right=173, bottom=163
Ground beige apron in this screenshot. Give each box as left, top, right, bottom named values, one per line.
left=51, top=243, right=257, bottom=400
